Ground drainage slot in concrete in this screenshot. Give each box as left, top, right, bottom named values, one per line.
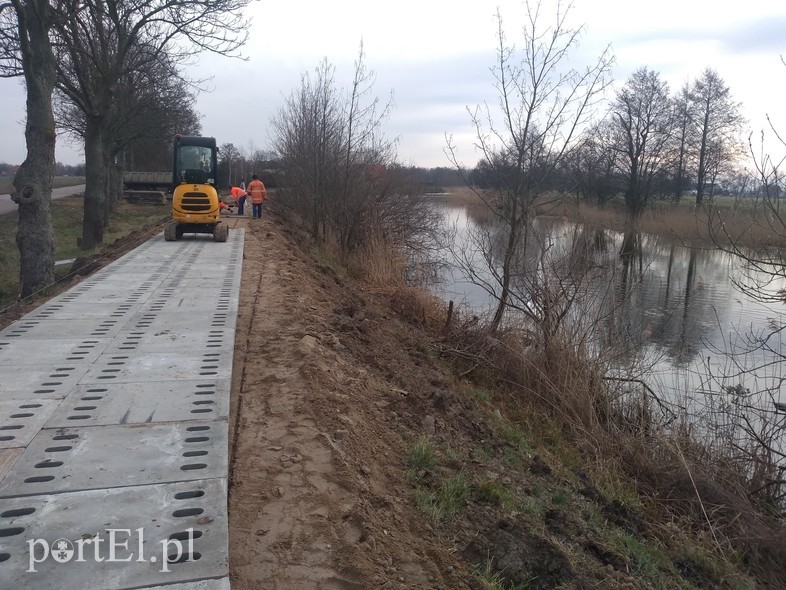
left=193, top=401, right=214, bottom=406
left=183, top=450, right=208, bottom=457
left=184, top=436, right=208, bottom=443
left=19, top=404, right=42, bottom=409
left=33, top=390, right=55, bottom=394
left=67, top=415, right=91, bottom=420
left=0, top=527, right=25, bottom=537
left=45, top=446, right=72, bottom=453
left=0, top=425, right=23, bottom=431
left=186, top=425, right=210, bottom=431
left=24, top=476, right=54, bottom=483
left=52, top=434, right=78, bottom=440
left=34, top=461, right=63, bottom=469
left=9, top=413, right=33, bottom=419
left=173, top=490, right=204, bottom=500
left=81, top=396, right=103, bottom=401
left=41, top=382, right=62, bottom=386
left=167, top=551, right=202, bottom=564
left=73, top=406, right=97, bottom=411
left=0, top=436, right=15, bottom=442
left=0, top=507, right=35, bottom=518
left=172, top=508, right=203, bottom=518
left=86, top=388, right=108, bottom=393
left=180, top=464, right=207, bottom=471
left=169, top=530, right=203, bottom=541
left=191, top=409, right=212, bottom=414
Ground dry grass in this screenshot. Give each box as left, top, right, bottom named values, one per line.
left=437, top=315, right=786, bottom=588
left=542, top=196, right=785, bottom=250
left=444, top=186, right=488, bottom=207
left=347, top=236, right=407, bottom=289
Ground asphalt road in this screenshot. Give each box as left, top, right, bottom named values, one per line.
left=0, top=184, right=85, bottom=217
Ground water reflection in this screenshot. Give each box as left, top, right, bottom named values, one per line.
left=433, top=200, right=786, bottom=414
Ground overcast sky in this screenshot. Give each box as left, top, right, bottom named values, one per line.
left=1, top=0, right=785, bottom=168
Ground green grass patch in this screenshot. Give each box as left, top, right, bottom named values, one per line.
left=474, top=562, right=530, bottom=589
left=466, top=387, right=492, bottom=403
left=406, top=436, right=437, bottom=480
left=551, top=491, right=569, bottom=506
left=473, top=445, right=495, bottom=463
left=518, top=496, right=546, bottom=519
left=476, top=479, right=515, bottom=509
left=415, top=473, right=471, bottom=524
left=503, top=447, right=523, bottom=468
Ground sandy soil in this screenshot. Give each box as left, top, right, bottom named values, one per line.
left=224, top=213, right=466, bottom=589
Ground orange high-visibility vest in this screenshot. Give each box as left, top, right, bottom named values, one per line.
left=230, top=186, right=247, bottom=201
left=248, top=179, right=266, bottom=204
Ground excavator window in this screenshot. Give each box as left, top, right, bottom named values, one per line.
left=176, top=145, right=215, bottom=184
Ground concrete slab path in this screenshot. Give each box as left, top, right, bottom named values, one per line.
left=0, top=228, right=243, bottom=589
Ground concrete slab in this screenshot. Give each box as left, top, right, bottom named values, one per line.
left=0, top=420, right=228, bottom=498
left=22, top=302, right=147, bottom=321
left=0, top=478, right=228, bottom=590
left=77, top=351, right=233, bottom=383
left=0, top=399, right=64, bottom=448
left=46, top=381, right=229, bottom=427
left=0, top=365, right=91, bottom=400
left=0, top=229, right=243, bottom=588
left=0, top=338, right=112, bottom=365
left=0, top=319, right=126, bottom=340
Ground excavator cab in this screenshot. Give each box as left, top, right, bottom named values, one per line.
left=164, top=134, right=228, bottom=242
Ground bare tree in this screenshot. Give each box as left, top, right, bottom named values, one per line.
left=273, top=48, right=437, bottom=265
left=332, top=43, right=396, bottom=251
left=53, top=0, right=250, bottom=249
left=272, top=58, right=342, bottom=241
left=671, top=82, right=696, bottom=202
left=610, top=67, right=674, bottom=219
left=446, top=1, right=612, bottom=331
left=0, top=0, right=58, bottom=298
left=691, top=68, right=745, bottom=207
left=567, top=119, right=620, bottom=207
left=56, top=52, right=202, bottom=212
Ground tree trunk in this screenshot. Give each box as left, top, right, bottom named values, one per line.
left=491, top=204, right=521, bottom=332
left=11, top=0, right=57, bottom=299
left=82, top=116, right=108, bottom=249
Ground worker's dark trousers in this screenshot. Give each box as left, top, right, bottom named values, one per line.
left=252, top=203, right=262, bottom=218
left=237, top=196, right=246, bottom=215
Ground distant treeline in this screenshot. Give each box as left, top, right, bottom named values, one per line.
left=0, top=161, right=86, bottom=177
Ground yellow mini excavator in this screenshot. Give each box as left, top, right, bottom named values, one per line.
left=164, top=134, right=229, bottom=242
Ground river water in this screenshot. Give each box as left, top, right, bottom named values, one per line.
left=432, top=200, right=786, bottom=428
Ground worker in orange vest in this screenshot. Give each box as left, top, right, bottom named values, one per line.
left=247, top=174, right=267, bottom=219
left=230, top=186, right=248, bottom=215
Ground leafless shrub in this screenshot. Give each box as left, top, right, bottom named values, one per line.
left=273, top=47, right=441, bottom=269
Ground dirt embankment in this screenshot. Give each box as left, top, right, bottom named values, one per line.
left=228, top=213, right=467, bottom=589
